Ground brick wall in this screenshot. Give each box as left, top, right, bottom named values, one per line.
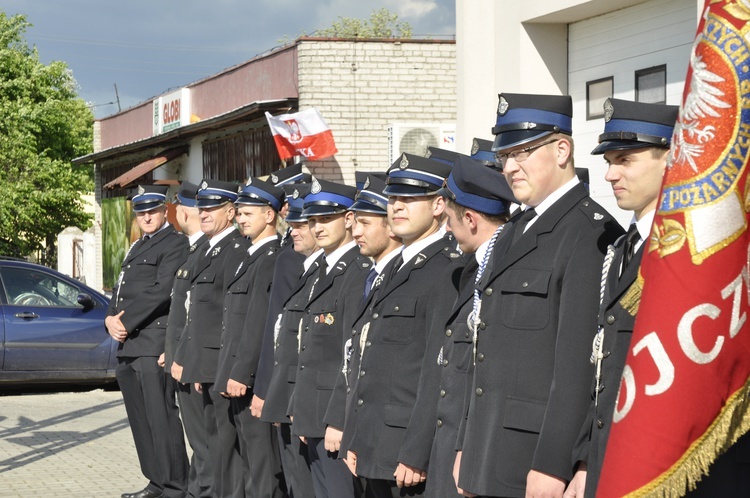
left=296, top=39, right=456, bottom=185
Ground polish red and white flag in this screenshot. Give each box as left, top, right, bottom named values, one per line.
left=266, top=109, right=338, bottom=161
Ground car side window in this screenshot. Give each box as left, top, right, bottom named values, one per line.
left=0, top=267, right=80, bottom=307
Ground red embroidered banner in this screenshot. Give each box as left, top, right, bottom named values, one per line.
left=597, top=2, right=750, bottom=496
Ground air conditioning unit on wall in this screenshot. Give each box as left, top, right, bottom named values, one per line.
left=388, top=123, right=456, bottom=163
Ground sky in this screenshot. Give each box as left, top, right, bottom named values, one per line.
left=3, top=1, right=456, bottom=119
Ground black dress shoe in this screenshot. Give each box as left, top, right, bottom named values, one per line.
left=121, top=488, right=162, bottom=498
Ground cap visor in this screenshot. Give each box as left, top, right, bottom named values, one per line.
left=492, top=130, right=551, bottom=152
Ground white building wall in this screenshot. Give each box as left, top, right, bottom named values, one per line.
left=297, top=40, right=457, bottom=185
left=457, top=0, right=700, bottom=225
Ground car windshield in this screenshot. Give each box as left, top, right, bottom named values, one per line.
left=1, top=266, right=80, bottom=307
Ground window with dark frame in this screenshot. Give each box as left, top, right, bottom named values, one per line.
left=636, top=65, right=667, bottom=104
left=586, top=76, right=614, bottom=120
left=202, top=127, right=285, bottom=182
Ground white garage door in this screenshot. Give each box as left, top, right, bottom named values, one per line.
left=568, top=0, right=697, bottom=226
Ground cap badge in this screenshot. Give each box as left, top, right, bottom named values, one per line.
left=137, top=185, right=145, bottom=195
left=425, top=149, right=432, bottom=158
left=200, top=181, right=208, bottom=190
left=292, top=189, right=300, bottom=200
left=311, top=178, right=322, bottom=194
left=271, top=173, right=279, bottom=184
left=399, top=154, right=409, bottom=170
left=363, top=177, right=370, bottom=190
left=604, top=99, right=615, bottom=122
left=497, top=96, right=509, bottom=116
left=246, top=176, right=253, bottom=185
left=471, top=138, right=480, bottom=155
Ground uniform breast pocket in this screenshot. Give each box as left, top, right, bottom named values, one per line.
left=132, top=255, right=159, bottom=279
left=452, top=324, right=473, bottom=373
left=309, top=301, right=338, bottom=335
left=499, top=268, right=552, bottom=330
left=195, top=272, right=217, bottom=303
left=228, top=280, right=250, bottom=314
left=379, top=297, right=418, bottom=344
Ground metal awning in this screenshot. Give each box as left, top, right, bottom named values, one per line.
left=103, top=146, right=188, bottom=190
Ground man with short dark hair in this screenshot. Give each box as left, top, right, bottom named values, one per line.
left=172, top=179, right=248, bottom=498
left=453, top=93, right=623, bottom=498
left=106, top=185, right=189, bottom=498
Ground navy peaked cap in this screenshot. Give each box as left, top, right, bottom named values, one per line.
left=196, top=179, right=239, bottom=208
left=439, top=155, right=516, bottom=216
left=591, top=98, right=679, bottom=154
left=174, top=181, right=199, bottom=208
left=384, top=153, right=452, bottom=197
left=351, top=174, right=388, bottom=214
left=492, top=93, right=573, bottom=152
left=302, top=178, right=357, bottom=217
left=237, top=177, right=285, bottom=211
left=131, top=185, right=168, bottom=212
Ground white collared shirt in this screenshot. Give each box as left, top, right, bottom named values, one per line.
left=323, top=240, right=358, bottom=274
left=248, top=234, right=278, bottom=256
left=304, top=248, right=325, bottom=273
left=400, top=229, right=444, bottom=270
left=188, top=231, right=204, bottom=246
left=630, top=209, right=656, bottom=254
left=525, top=176, right=580, bottom=232
left=206, top=226, right=236, bottom=254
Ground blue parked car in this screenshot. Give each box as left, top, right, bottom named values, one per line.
left=0, top=257, right=117, bottom=386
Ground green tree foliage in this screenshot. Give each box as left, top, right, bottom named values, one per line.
left=0, top=11, right=93, bottom=265
left=313, top=8, right=413, bottom=39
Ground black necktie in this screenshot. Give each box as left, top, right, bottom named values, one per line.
left=363, top=267, right=378, bottom=302
left=389, top=253, right=404, bottom=280
left=511, top=208, right=537, bottom=245
left=621, top=224, right=640, bottom=273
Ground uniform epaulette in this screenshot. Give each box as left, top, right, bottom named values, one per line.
left=578, top=198, right=608, bottom=225
left=441, top=245, right=462, bottom=260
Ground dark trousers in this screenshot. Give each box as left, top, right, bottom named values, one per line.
left=277, top=423, right=316, bottom=498
left=175, top=381, right=213, bottom=497
left=116, top=357, right=189, bottom=498
left=686, top=430, right=750, bottom=497
left=306, top=436, right=363, bottom=498
left=232, top=394, right=286, bottom=498
left=364, top=478, right=425, bottom=498
left=206, top=386, right=243, bottom=498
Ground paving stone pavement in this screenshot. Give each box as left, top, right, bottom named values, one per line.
left=0, top=387, right=149, bottom=497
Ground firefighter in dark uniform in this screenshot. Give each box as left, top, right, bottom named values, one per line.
left=289, top=179, right=370, bottom=498
left=106, top=185, right=190, bottom=498
left=566, top=99, right=750, bottom=497
left=341, top=153, right=463, bottom=498
left=258, top=184, right=321, bottom=498
left=162, top=181, right=212, bottom=498
left=212, top=177, right=286, bottom=497
left=171, top=180, right=248, bottom=498
left=267, top=163, right=311, bottom=248
left=411, top=155, right=514, bottom=497
left=453, top=93, right=623, bottom=498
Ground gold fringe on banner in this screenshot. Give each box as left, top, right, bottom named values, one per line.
left=623, top=377, right=750, bottom=497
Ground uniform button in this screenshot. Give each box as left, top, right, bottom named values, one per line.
left=597, top=419, right=604, bottom=428
left=465, top=331, right=470, bottom=338
left=440, top=390, right=446, bottom=397
left=127, top=264, right=131, bottom=268
left=606, top=315, right=615, bottom=325
left=475, top=388, right=483, bottom=396
left=347, top=368, right=351, bottom=374
left=365, top=341, right=371, bottom=347
left=283, top=307, right=287, bottom=312
left=224, top=307, right=227, bottom=312
left=121, top=281, right=125, bottom=285
left=360, top=371, right=366, bottom=377
left=372, top=313, right=379, bottom=319
left=485, top=288, right=493, bottom=296
left=347, top=387, right=351, bottom=394
left=352, top=329, right=357, bottom=336
left=306, top=310, right=310, bottom=314
left=583, top=200, right=590, bottom=207
left=274, top=361, right=278, bottom=366
left=227, top=291, right=230, bottom=295
left=301, top=345, right=306, bottom=351
left=522, top=282, right=529, bottom=288
left=305, top=327, right=309, bottom=331
left=437, top=419, right=443, bottom=428
left=357, top=399, right=363, bottom=406
left=479, top=322, right=486, bottom=330
left=442, top=359, right=448, bottom=367
left=300, top=365, right=305, bottom=370
left=445, top=329, right=452, bottom=337
left=477, top=353, right=484, bottom=362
